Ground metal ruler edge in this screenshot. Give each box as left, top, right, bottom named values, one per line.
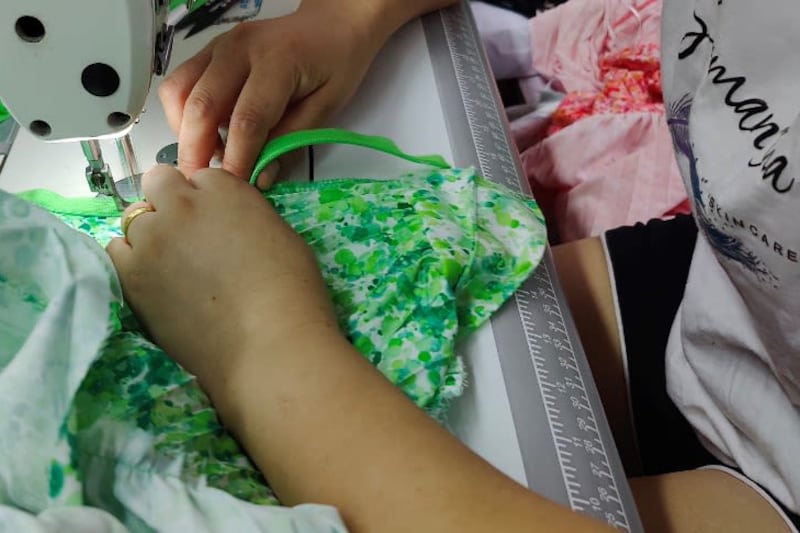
left=422, top=4, right=643, bottom=531
left=0, top=121, right=18, bottom=175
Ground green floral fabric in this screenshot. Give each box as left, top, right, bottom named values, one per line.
left=15, top=166, right=546, bottom=518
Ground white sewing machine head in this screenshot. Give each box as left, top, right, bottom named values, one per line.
left=0, top=0, right=183, bottom=141
left=0, top=0, right=194, bottom=208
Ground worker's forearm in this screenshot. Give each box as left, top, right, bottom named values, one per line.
left=211, top=331, right=612, bottom=533
left=298, top=0, right=458, bottom=50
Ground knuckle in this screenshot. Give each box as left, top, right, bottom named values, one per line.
left=222, top=159, right=250, bottom=180
left=191, top=167, right=242, bottom=188
left=315, top=98, right=338, bottom=118
left=190, top=167, right=222, bottom=183
left=158, top=76, right=181, bottom=99
left=172, top=192, right=198, bottom=215
left=178, top=150, right=210, bottom=171
left=227, top=21, right=254, bottom=43
left=184, top=87, right=218, bottom=119
left=178, top=159, right=202, bottom=174
left=229, top=106, right=265, bottom=137
left=178, top=156, right=203, bottom=171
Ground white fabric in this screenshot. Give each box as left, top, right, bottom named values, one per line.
left=470, top=2, right=556, bottom=105
left=0, top=191, right=120, bottom=512
left=471, top=2, right=536, bottom=80
left=661, top=1, right=800, bottom=513
left=0, top=506, right=128, bottom=533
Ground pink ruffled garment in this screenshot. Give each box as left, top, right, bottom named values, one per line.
left=547, top=43, right=664, bottom=135
left=514, top=0, right=689, bottom=242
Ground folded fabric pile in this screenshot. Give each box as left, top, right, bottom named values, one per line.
left=473, top=0, right=690, bottom=243
left=547, top=42, right=663, bottom=135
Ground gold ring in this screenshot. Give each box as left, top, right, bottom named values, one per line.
left=122, top=206, right=154, bottom=241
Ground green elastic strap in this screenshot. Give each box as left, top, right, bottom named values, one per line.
left=0, top=100, right=10, bottom=124
left=18, top=189, right=118, bottom=216
left=18, top=129, right=452, bottom=215
left=249, top=129, right=452, bottom=186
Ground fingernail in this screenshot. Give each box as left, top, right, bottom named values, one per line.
left=257, top=161, right=280, bottom=190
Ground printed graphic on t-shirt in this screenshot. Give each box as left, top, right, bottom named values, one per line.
left=667, top=95, right=776, bottom=284
left=665, top=10, right=800, bottom=286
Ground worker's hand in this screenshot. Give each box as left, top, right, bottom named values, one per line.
left=159, top=2, right=386, bottom=188
left=106, top=166, right=341, bottom=390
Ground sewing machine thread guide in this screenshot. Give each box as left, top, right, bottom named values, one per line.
left=423, top=3, right=643, bottom=530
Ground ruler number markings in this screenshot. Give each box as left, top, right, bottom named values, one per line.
left=440, top=5, right=633, bottom=530
left=516, top=271, right=630, bottom=530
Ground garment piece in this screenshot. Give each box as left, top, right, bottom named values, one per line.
left=513, top=0, right=689, bottom=242
left=3, top=165, right=545, bottom=529
left=0, top=190, right=348, bottom=531
left=603, top=216, right=800, bottom=530
left=530, top=0, right=662, bottom=93
left=507, top=89, right=564, bottom=149
left=0, top=190, right=120, bottom=513
left=471, top=2, right=551, bottom=106
left=547, top=43, right=663, bottom=135
left=661, top=1, right=800, bottom=514
left=0, top=506, right=129, bottom=533
left=472, top=2, right=537, bottom=80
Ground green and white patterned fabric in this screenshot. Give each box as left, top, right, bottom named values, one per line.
left=0, top=130, right=547, bottom=531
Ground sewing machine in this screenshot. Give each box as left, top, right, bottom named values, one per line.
left=0, top=0, right=199, bottom=209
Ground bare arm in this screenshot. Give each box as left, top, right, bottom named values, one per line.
left=322, top=0, right=459, bottom=45
left=211, top=330, right=612, bottom=533
left=110, top=167, right=612, bottom=533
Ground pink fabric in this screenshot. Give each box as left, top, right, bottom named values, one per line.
left=548, top=43, right=663, bottom=135
left=515, top=0, right=689, bottom=242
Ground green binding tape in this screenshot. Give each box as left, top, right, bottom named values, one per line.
left=17, top=189, right=119, bottom=217
left=17, top=128, right=453, bottom=212
left=0, top=101, right=10, bottom=124
left=250, top=128, right=452, bottom=186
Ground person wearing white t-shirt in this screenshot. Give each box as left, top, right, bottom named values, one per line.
left=555, top=2, right=800, bottom=531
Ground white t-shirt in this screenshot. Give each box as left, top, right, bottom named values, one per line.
left=662, top=0, right=800, bottom=512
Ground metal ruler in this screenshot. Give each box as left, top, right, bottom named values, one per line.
left=423, top=4, right=643, bottom=531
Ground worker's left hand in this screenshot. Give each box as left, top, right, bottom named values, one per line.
left=159, top=2, right=385, bottom=187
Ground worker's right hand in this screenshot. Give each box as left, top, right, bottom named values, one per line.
left=159, top=1, right=387, bottom=189
left=106, top=165, right=341, bottom=394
